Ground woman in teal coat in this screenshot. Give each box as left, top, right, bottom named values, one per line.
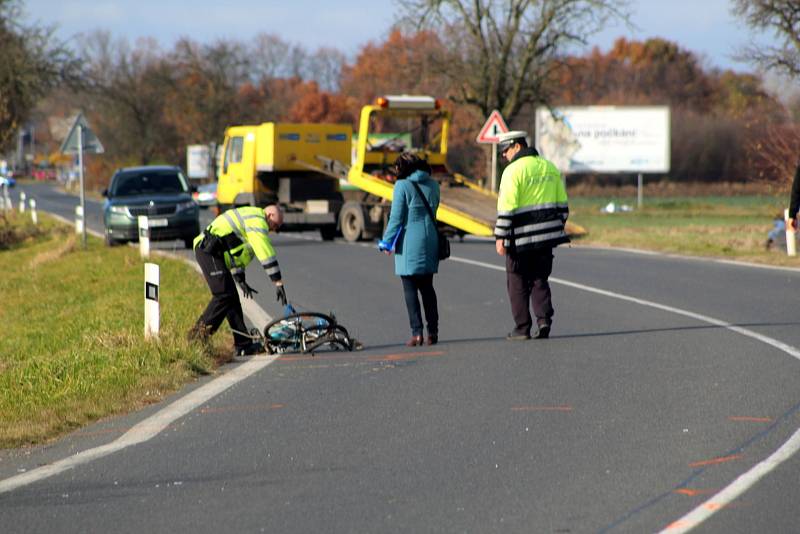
left=380, top=152, right=441, bottom=346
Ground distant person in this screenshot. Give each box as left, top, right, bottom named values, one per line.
left=379, top=152, right=441, bottom=346
left=766, top=213, right=786, bottom=250
left=188, top=205, right=287, bottom=356
left=787, top=161, right=800, bottom=230
left=494, top=131, right=569, bottom=340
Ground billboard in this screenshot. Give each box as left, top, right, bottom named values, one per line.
left=535, top=106, right=670, bottom=174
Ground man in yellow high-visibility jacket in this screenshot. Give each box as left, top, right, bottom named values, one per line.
left=494, top=130, right=569, bottom=341
left=189, top=204, right=286, bottom=356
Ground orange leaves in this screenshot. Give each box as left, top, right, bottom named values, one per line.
left=286, top=82, right=356, bottom=124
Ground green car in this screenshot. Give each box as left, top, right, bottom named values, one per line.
left=103, top=165, right=200, bottom=248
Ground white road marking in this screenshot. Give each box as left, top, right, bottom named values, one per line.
left=449, top=255, right=800, bottom=532
left=0, top=352, right=278, bottom=494
left=0, top=243, right=277, bottom=495
left=5, top=221, right=800, bottom=528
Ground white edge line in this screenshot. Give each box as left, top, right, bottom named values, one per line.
left=570, top=243, right=800, bottom=274
left=7, top=224, right=800, bottom=527
left=0, top=244, right=276, bottom=494
left=448, top=255, right=800, bottom=532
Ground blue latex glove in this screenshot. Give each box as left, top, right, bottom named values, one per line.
left=377, top=239, right=392, bottom=252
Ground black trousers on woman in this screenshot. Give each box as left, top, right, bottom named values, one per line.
left=401, top=274, right=439, bottom=337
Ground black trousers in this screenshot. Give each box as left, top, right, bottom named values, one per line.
left=194, top=247, right=250, bottom=348
left=506, top=248, right=554, bottom=336
left=400, top=274, right=439, bottom=337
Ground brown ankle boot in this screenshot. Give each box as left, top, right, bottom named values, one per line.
left=426, top=334, right=438, bottom=346
left=405, top=335, right=423, bottom=347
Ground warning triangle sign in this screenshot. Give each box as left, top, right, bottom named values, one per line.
left=476, top=110, right=509, bottom=144
left=60, top=113, right=105, bottom=154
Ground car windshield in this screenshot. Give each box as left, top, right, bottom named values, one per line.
left=111, top=170, right=188, bottom=197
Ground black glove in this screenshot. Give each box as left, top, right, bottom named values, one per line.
left=275, top=284, right=287, bottom=306
left=232, top=273, right=258, bottom=299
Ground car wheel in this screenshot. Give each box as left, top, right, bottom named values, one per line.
left=104, top=229, right=120, bottom=247
left=183, top=236, right=195, bottom=249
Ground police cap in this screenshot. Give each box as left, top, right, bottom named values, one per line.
left=497, top=130, right=528, bottom=151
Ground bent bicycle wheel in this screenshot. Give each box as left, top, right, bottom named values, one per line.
left=263, top=312, right=336, bottom=354
left=303, top=325, right=354, bottom=353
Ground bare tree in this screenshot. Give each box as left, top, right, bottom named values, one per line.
left=0, top=0, right=76, bottom=151
left=398, top=0, right=630, bottom=124
left=250, top=33, right=308, bottom=81
left=167, top=38, right=252, bottom=144
left=307, top=47, right=347, bottom=92
left=78, top=32, right=174, bottom=165
left=732, top=0, right=800, bottom=79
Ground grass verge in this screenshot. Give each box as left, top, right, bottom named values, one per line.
left=0, top=211, right=233, bottom=449
left=568, top=194, right=800, bottom=267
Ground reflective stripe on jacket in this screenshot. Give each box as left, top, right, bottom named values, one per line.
left=494, top=148, right=569, bottom=252
left=193, top=206, right=281, bottom=281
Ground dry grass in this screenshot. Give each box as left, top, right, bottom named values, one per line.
left=28, top=232, right=77, bottom=268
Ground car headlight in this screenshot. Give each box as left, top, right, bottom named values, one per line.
left=177, top=200, right=198, bottom=212
left=109, top=206, right=129, bottom=216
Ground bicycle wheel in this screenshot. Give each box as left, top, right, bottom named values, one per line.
left=264, top=312, right=336, bottom=354
left=304, top=325, right=354, bottom=353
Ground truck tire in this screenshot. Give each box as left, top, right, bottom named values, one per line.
left=319, top=224, right=337, bottom=241
left=339, top=202, right=365, bottom=242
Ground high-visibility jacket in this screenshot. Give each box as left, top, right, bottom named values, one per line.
left=193, top=206, right=281, bottom=281
left=494, top=148, right=569, bottom=252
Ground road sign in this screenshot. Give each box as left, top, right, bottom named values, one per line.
left=476, top=110, right=509, bottom=144
left=60, top=113, right=104, bottom=154
left=186, top=144, right=211, bottom=179
left=60, top=112, right=104, bottom=249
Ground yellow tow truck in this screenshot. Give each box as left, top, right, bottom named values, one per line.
left=217, top=95, right=500, bottom=242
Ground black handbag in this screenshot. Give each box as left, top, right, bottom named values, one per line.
left=410, top=181, right=450, bottom=261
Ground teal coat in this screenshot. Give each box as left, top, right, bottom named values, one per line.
left=382, top=170, right=441, bottom=276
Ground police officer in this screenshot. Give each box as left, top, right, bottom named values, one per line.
left=494, top=131, right=569, bottom=340
left=188, top=204, right=287, bottom=356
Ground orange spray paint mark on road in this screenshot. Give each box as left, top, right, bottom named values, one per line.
left=511, top=405, right=573, bottom=412
left=728, top=416, right=772, bottom=423
left=674, top=488, right=715, bottom=497
left=688, top=454, right=742, bottom=468
left=278, top=354, right=361, bottom=363
left=664, top=519, right=694, bottom=530
left=277, top=351, right=445, bottom=363
left=368, top=351, right=445, bottom=361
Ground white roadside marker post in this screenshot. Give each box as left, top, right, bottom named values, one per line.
left=19, top=191, right=26, bottom=213
left=75, top=205, right=84, bottom=234
left=144, top=263, right=160, bottom=339
left=785, top=209, right=796, bottom=257
left=29, top=199, right=37, bottom=225
left=138, top=216, right=150, bottom=259
left=1, top=184, right=8, bottom=211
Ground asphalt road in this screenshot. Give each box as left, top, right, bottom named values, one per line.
left=2, top=182, right=800, bottom=533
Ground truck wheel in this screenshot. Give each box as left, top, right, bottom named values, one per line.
left=319, top=225, right=337, bottom=241
left=339, top=202, right=365, bottom=242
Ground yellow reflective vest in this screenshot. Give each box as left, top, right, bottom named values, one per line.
left=494, top=148, right=569, bottom=252
left=193, top=206, right=282, bottom=281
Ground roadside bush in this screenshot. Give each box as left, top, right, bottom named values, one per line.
left=0, top=211, right=48, bottom=250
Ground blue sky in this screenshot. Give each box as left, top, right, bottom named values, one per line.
left=24, top=0, right=770, bottom=72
